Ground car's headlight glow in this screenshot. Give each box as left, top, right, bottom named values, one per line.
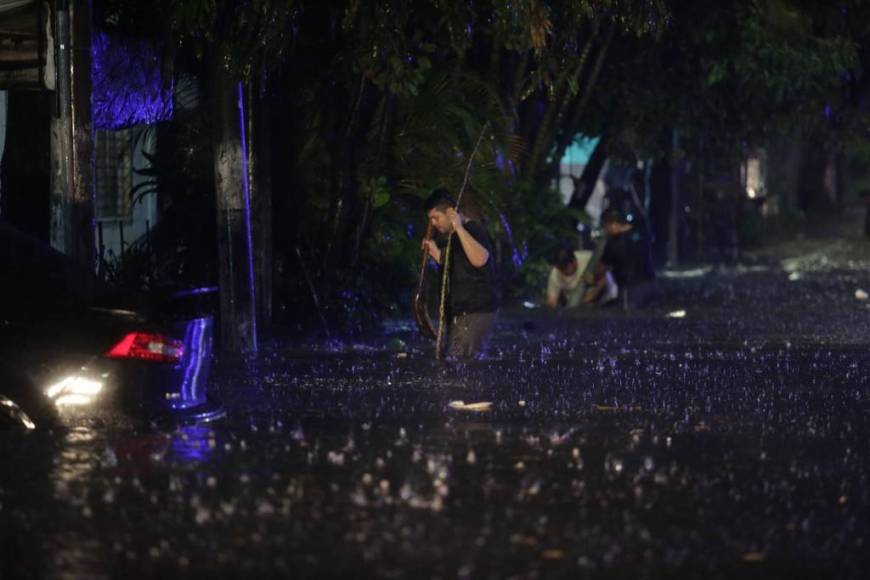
left=46, top=377, right=104, bottom=406
left=54, top=394, right=95, bottom=407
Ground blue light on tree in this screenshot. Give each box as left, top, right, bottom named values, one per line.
left=91, top=31, right=174, bottom=130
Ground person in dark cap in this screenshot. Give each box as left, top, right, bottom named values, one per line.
left=600, top=208, right=656, bottom=310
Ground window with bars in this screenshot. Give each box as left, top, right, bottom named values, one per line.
left=95, top=128, right=133, bottom=220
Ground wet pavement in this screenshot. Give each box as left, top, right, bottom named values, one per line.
left=3, top=233, right=870, bottom=579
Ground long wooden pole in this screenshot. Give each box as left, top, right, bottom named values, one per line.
left=412, top=223, right=437, bottom=339
left=434, top=122, right=490, bottom=359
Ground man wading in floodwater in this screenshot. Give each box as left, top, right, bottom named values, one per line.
left=422, top=188, right=499, bottom=358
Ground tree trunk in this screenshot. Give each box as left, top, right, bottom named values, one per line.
left=835, top=151, right=849, bottom=210
left=523, top=29, right=598, bottom=182
left=568, top=134, right=608, bottom=211
left=667, top=129, right=682, bottom=267
left=351, top=94, right=397, bottom=268
left=765, top=133, right=803, bottom=215
left=511, top=52, right=530, bottom=106
left=49, top=0, right=94, bottom=274
left=797, top=140, right=831, bottom=214
left=551, top=22, right=616, bottom=169
left=211, top=60, right=257, bottom=354
left=249, top=74, right=273, bottom=335
left=695, top=145, right=706, bottom=259
left=648, top=152, right=671, bottom=267
left=321, top=74, right=371, bottom=278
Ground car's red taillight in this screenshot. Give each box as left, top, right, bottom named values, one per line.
left=106, top=332, right=185, bottom=363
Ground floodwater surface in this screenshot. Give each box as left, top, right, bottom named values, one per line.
left=2, top=237, right=870, bottom=579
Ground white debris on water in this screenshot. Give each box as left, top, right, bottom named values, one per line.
left=661, top=266, right=712, bottom=279
left=448, top=400, right=493, bottom=412
left=327, top=451, right=345, bottom=466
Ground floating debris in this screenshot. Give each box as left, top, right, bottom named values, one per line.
left=661, top=266, right=712, bottom=279
left=448, top=401, right=493, bottom=412
left=593, top=404, right=641, bottom=413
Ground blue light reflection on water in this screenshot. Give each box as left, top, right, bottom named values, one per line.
left=168, top=425, right=215, bottom=464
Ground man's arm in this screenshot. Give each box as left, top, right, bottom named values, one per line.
left=447, top=209, right=489, bottom=268
left=589, top=261, right=609, bottom=280
left=422, top=239, right=442, bottom=264
left=455, top=225, right=490, bottom=267
left=545, top=269, right=560, bottom=308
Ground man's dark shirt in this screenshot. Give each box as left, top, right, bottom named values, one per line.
left=437, top=220, right=499, bottom=315
left=601, top=228, right=655, bottom=287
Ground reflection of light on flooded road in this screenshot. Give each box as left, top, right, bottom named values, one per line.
left=48, top=427, right=107, bottom=577
left=44, top=424, right=216, bottom=575
left=168, top=425, right=216, bottom=464
left=54, top=427, right=101, bottom=490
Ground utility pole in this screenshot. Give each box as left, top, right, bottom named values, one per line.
left=249, top=73, right=273, bottom=336
left=667, top=129, right=681, bottom=267
left=212, top=57, right=258, bottom=354
left=49, top=0, right=94, bottom=271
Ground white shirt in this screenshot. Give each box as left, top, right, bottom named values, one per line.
left=547, top=250, right=592, bottom=306
left=546, top=249, right=618, bottom=307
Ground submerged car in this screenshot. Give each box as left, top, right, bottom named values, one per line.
left=0, top=222, right=224, bottom=430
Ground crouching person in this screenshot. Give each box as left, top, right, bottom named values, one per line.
left=546, top=243, right=618, bottom=309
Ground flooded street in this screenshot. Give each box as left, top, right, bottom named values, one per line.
left=3, top=237, right=870, bottom=579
